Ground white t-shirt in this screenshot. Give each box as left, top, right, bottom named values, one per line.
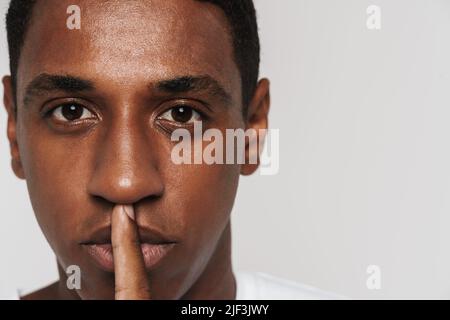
left=234, top=271, right=341, bottom=300
left=5, top=272, right=341, bottom=299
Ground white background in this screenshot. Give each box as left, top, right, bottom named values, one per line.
left=1, top=0, right=450, bottom=299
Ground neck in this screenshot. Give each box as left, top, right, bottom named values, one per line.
left=56, top=264, right=81, bottom=299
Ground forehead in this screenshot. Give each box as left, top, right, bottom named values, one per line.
left=17, top=0, right=241, bottom=102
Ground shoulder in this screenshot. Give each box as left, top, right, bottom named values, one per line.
left=234, top=271, right=343, bottom=300
left=17, top=282, right=59, bottom=300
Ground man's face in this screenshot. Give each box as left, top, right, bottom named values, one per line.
left=5, top=0, right=256, bottom=299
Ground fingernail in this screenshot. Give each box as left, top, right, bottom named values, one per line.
left=123, top=205, right=135, bottom=221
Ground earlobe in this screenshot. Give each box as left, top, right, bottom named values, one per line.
left=11, top=158, right=25, bottom=180
left=240, top=78, right=271, bottom=176
left=3, top=75, right=25, bottom=180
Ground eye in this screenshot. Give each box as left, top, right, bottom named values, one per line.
left=158, top=105, right=202, bottom=124
left=50, top=103, right=95, bottom=122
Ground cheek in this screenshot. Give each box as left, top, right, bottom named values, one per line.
left=18, top=128, right=89, bottom=254
left=165, top=161, right=240, bottom=247
left=160, top=161, right=239, bottom=292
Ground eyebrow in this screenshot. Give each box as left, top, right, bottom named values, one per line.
left=23, top=74, right=95, bottom=106
left=155, top=75, right=232, bottom=105
left=23, top=74, right=232, bottom=107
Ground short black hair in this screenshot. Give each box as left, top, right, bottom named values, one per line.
left=6, top=0, right=260, bottom=112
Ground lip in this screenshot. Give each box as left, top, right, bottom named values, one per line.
left=81, top=225, right=178, bottom=245
left=84, top=243, right=175, bottom=272
left=80, top=225, right=178, bottom=272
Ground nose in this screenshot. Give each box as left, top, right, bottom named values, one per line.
left=87, top=111, right=164, bottom=204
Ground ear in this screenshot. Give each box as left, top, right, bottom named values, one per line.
left=3, top=76, right=25, bottom=179
left=240, top=78, right=270, bottom=176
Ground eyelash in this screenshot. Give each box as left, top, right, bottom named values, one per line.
left=43, top=101, right=208, bottom=126
left=48, top=103, right=95, bottom=121
left=157, top=105, right=205, bottom=122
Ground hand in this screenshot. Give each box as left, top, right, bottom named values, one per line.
left=111, top=204, right=151, bottom=300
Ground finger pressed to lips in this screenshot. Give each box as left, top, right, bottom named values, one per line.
left=111, top=204, right=151, bottom=300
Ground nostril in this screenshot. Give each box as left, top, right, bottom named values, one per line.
left=88, top=177, right=165, bottom=205
left=91, top=194, right=113, bottom=207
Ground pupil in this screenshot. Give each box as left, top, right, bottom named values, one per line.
left=171, top=107, right=193, bottom=123
left=62, top=104, right=83, bottom=121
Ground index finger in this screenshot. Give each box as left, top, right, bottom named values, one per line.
left=111, top=204, right=151, bottom=300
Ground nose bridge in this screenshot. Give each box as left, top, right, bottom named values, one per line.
left=88, top=107, right=163, bottom=204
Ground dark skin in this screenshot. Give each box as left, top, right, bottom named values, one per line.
left=3, top=0, right=270, bottom=299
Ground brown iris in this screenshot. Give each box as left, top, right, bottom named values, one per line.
left=61, top=104, right=84, bottom=121
left=171, top=106, right=193, bottom=123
